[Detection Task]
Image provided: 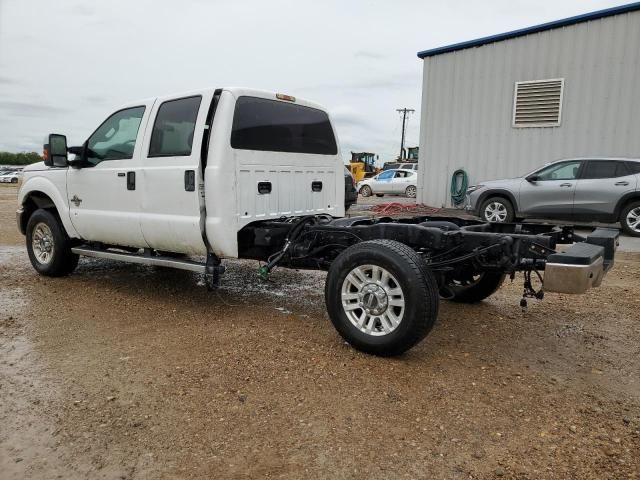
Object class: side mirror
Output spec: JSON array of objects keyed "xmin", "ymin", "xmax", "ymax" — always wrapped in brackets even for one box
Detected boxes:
[
  {"xmin": 48, "ymin": 134, "xmax": 68, "ymax": 167},
  {"xmin": 527, "ymin": 174, "xmax": 540, "ymax": 183},
  {"xmin": 67, "ymin": 143, "xmax": 87, "ymax": 168}
]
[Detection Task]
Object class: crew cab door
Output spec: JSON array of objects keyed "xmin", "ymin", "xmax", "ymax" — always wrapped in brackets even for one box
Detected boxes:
[
  {"xmin": 573, "ymin": 160, "xmax": 637, "ymax": 218},
  {"xmin": 518, "ymin": 160, "xmax": 582, "ymax": 218},
  {"xmin": 138, "ymin": 94, "xmax": 209, "ymax": 255},
  {"xmin": 66, "ymin": 102, "xmax": 153, "ymax": 247}
]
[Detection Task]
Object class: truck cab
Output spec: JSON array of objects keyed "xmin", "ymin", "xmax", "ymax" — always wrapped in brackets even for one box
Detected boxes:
[{"xmin": 18, "ymin": 88, "xmax": 344, "ymax": 258}]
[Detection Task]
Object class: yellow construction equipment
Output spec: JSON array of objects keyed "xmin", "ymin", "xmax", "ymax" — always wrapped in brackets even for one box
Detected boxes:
[{"xmin": 349, "ymin": 152, "xmax": 380, "ymax": 183}]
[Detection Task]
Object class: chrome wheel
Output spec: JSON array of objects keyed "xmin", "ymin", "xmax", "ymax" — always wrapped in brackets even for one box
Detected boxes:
[
  {"xmin": 341, "ymin": 264, "xmax": 405, "ymax": 336},
  {"xmin": 626, "ymin": 207, "xmax": 640, "ymax": 233},
  {"xmin": 406, "ymin": 185, "xmax": 417, "ymax": 198},
  {"xmin": 32, "ymin": 222, "xmax": 55, "ymax": 264},
  {"xmin": 484, "ymin": 202, "xmax": 508, "ymax": 222}
]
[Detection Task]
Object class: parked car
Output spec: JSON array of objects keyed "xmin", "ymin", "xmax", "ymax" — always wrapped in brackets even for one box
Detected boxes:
[
  {"xmin": 0, "ymin": 171, "xmax": 21, "ymax": 183},
  {"xmin": 382, "ymin": 162, "xmax": 418, "ymax": 171},
  {"xmin": 357, "ymin": 169, "xmax": 417, "ymax": 198},
  {"xmin": 344, "ymin": 166, "xmax": 357, "ymax": 210},
  {"xmin": 465, "ymin": 158, "xmax": 640, "ymax": 236}
]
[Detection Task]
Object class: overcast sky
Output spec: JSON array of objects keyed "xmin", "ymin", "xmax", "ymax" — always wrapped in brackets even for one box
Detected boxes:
[{"xmin": 0, "ymin": 0, "xmax": 627, "ymax": 163}]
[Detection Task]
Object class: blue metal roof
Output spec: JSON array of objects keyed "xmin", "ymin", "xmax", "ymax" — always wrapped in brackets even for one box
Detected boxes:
[{"xmin": 417, "ymin": 2, "xmax": 640, "ymax": 58}]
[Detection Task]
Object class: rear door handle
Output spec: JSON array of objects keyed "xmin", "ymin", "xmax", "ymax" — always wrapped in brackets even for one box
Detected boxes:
[
  {"xmin": 117, "ymin": 172, "xmax": 126, "ymax": 177},
  {"xmin": 184, "ymin": 170, "xmax": 195, "ymax": 191},
  {"xmin": 559, "ymin": 183, "xmax": 573, "ymax": 187},
  {"xmin": 615, "ymin": 181, "xmax": 629, "ymax": 186}
]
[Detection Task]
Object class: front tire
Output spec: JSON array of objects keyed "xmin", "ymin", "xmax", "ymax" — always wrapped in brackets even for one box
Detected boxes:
[
  {"xmin": 325, "ymin": 240, "xmax": 439, "ymax": 356},
  {"xmin": 620, "ymin": 200, "xmax": 640, "ymax": 237},
  {"xmin": 360, "ymin": 185, "xmax": 372, "ymax": 197},
  {"xmin": 480, "ymin": 197, "xmax": 514, "ymax": 223},
  {"xmin": 440, "ymin": 272, "xmax": 505, "ymax": 303},
  {"xmin": 26, "ymin": 209, "xmax": 79, "ymax": 277}
]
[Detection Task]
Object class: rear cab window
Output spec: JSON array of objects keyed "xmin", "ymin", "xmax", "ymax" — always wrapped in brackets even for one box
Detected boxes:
[{"xmin": 231, "ymin": 96, "xmax": 337, "ymax": 155}]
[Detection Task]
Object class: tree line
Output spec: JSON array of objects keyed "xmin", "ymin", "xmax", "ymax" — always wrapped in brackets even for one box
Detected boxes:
[{"xmin": 0, "ymin": 152, "xmax": 43, "ymax": 165}]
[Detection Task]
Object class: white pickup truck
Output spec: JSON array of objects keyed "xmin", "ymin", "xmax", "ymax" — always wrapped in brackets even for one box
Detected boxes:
[{"xmin": 17, "ymin": 87, "xmax": 618, "ymax": 356}]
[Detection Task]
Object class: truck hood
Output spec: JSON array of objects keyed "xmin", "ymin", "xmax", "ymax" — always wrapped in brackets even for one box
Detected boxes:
[{"xmin": 22, "ymin": 161, "xmax": 49, "ymax": 172}]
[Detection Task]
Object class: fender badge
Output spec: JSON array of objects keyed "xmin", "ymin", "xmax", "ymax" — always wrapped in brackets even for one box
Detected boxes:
[{"xmin": 70, "ymin": 195, "xmax": 82, "ymax": 207}]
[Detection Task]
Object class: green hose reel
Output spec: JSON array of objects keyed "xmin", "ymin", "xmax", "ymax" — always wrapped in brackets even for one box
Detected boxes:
[{"xmin": 450, "ymin": 169, "xmax": 468, "ymax": 206}]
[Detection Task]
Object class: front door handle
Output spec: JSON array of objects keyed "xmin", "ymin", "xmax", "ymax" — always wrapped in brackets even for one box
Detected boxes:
[
  {"xmin": 559, "ymin": 182, "xmax": 573, "ymax": 187},
  {"xmin": 126, "ymin": 171, "xmax": 136, "ymax": 190},
  {"xmin": 615, "ymin": 181, "xmax": 629, "ymax": 186}
]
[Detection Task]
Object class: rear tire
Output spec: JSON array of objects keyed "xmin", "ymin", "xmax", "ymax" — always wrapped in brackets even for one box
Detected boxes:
[
  {"xmin": 360, "ymin": 185, "xmax": 372, "ymax": 197},
  {"xmin": 325, "ymin": 240, "xmax": 439, "ymax": 356},
  {"xmin": 26, "ymin": 209, "xmax": 79, "ymax": 277},
  {"xmin": 620, "ymin": 200, "xmax": 640, "ymax": 237},
  {"xmin": 480, "ymin": 197, "xmax": 514, "ymax": 223},
  {"xmin": 441, "ymin": 272, "xmax": 505, "ymax": 303},
  {"xmin": 405, "ymin": 185, "xmax": 417, "ymax": 198}
]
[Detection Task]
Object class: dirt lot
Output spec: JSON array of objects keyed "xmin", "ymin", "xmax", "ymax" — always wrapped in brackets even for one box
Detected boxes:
[{"xmin": 1, "ymin": 184, "xmax": 639, "ymax": 479}]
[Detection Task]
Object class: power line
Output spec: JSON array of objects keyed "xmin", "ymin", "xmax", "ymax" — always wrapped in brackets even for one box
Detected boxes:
[{"xmin": 396, "ymin": 108, "xmax": 415, "ymax": 160}]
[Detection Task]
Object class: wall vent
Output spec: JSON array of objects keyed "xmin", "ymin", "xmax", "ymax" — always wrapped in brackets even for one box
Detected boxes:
[{"xmin": 512, "ymin": 78, "xmax": 564, "ymax": 127}]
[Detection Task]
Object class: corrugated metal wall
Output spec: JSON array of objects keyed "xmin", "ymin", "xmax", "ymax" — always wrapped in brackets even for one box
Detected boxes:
[{"xmin": 417, "ymin": 10, "xmax": 640, "ymax": 207}]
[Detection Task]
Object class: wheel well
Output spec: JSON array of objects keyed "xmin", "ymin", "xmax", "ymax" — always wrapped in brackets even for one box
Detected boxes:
[
  {"xmin": 480, "ymin": 192, "xmax": 516, "ymax": 211},
  {"xmin": 616, "ymin": 195, "xmax": 640, "ymax": 218},
  {"xmin": 21, "ymin": 192, "xmax": 58, "ymax": 233}
]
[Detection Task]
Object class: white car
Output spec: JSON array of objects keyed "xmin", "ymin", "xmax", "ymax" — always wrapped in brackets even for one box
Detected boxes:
[
  {"xmin": 0, "ymin": 171, "xmax": 21, "ymax": 183},
  {"xmin": 357, "ymin": 169, "xmax": 417, "ymax": 198}
]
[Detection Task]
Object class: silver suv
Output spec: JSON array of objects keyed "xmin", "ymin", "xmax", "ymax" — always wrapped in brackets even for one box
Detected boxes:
[{"xmin": 465, "ymin": 158, "xmax": 640, "ymax": 237}]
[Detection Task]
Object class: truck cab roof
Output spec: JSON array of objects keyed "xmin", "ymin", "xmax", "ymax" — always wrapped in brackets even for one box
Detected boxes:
[{"xmin": 115, "ymin": 87, "xmax": 327, "ymax": 114}]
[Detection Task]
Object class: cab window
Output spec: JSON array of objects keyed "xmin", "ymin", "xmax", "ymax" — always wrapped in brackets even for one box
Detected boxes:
[
  {"xmin": 395, "ymin": 170, "xmax": 412, "ymax": 178},
  {"xmin": 231, "ymin": 96, "xmax": 337, "ymax": 155},
  {"xmin": 581, "ymin": 160, "xmax": 629, "ymax": 179},
  {"xmin": 377, "ymin": 171, "xmax": 394, "ymax": 180},
  {"xmin": 86, "ymin": 106, "xmax": 145, "ymax": 166},
  {"xmin": 534, "ymin": 161, "xmax": 582, "ymax": 181},
  {"xmin": 626, "ymin": 161, "xmax": 640, "ymax": 174},
  {"xmin": 149, "ymin": 96, "xmax": 202, "ymax": 157}
]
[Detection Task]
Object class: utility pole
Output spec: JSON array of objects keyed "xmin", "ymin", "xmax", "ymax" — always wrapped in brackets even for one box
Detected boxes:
[{"xmin": 396, "ymin": 108, "xmax": 415, "ymax": 160}]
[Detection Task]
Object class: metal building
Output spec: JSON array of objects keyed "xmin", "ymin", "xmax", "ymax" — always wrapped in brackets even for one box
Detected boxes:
[{"xmin": 416, "ymin": 2, "xmax": 640, "ymax": 207}]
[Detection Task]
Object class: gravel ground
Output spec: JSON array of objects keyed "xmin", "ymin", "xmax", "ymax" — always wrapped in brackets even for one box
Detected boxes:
[{"xmin": 1, "ymin": 184, "xmax": 639, "ymax": 479}]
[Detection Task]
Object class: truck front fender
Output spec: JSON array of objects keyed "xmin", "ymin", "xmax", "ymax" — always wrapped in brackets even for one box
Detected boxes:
[{"xmin": 18, "ymin": 174, "xmax": 80, "ymax": 239}]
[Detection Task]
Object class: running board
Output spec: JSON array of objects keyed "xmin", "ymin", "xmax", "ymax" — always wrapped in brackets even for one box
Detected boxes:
[{"xmin": 71, "ymin": 246, "xmax": 206, "ymax": 273}]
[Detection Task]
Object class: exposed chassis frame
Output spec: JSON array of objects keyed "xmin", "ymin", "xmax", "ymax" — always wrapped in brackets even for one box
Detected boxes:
[{"xmin": 238, "ymin": 215, "xmax": 618, "ymax": 297}]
